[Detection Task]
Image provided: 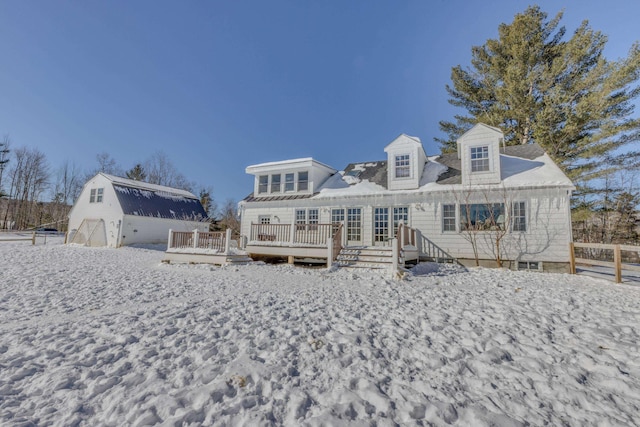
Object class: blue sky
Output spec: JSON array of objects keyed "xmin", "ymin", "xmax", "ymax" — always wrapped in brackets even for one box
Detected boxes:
[{"xmin": 1, "ymin": 1, "xmax": 639, "ymax": 204}]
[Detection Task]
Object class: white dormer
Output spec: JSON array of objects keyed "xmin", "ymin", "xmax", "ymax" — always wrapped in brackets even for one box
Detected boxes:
[
  {"xmin": 384, "ymin": 134, "xmax": 427, "ymax": 190},
  {"xmin": 457, "ymin": 123, "xmax": 503, "ymax": 186},
  {"xmin": 245, "ymin": 158, "xmax": 336, "ymax": 198}
]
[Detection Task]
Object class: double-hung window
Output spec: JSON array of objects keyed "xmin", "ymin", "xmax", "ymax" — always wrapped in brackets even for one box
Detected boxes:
[
  {"xmin": 512, "ymin": 201, "xmax": 526, "ymax": 232},
  {"xmin": 442, "ymin": 204, "xmax": 456, "ymax": 232},
  {"xmin": 258, "ymin": 175, "xmax": 268, "ymax": 194},
  {"xmin": 470, "ymin": 146, "xmax": 490, "ymax": 172},
  {"xmin": 298, "ymin": 172, "xmax": 309, "ymax": 191},
  {"xmin": 271, "ymin": 174, "xmax": 281, "ymax": 193},
  {"xmin": 395, "ymin": 154, "xmax": 411, "ymax": 178},
  {"xmin": 284, "ymin": 173, "xmax": 295, "ymax": 192}
]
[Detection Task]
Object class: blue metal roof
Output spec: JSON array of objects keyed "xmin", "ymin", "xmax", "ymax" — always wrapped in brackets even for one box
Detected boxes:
[{"xmin": 112, "ymin": 184, "xmax": 207, "ymax": 221}]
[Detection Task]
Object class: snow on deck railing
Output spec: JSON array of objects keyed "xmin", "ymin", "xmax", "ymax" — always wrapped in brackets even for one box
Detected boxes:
[{"xmin": 168, "ymin": 229, "xmax": 231, "ymax": 253}]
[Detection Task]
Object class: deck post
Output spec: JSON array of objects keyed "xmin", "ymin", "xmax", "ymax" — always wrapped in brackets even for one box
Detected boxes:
[
  {"xmin": 224, "ymin": 228, "xmax": 232, "ymax": 254},
  {"xmin": 167, "ymin": 229, "xmax": 173, "ymax": 251},
  {"xmin": 391, "ymin": 237, "xmax": 399, "ymax": 273},
  {"xmin": 341, "ymin": 221, "xmax": 346, "ymax": 247},
  {"xmin": 193, "ymin": 229, "xmax": 198, "ymax": 249},
  {"xmin": 289, "ymin": 223, "xmax": 296, "ymax": 245},
  {"xmin": 415, "ymin": 229, "xmax": 423, "ymax": 257},
  {"xmin": 569, "ymin": 242, "xmax": 576, "ymax": 274},
  {"xmin": 326, "ymin": 237, "xmax": 333, "ymax": 268},
  {"xmin": 614, "ymin": 244, "xmax": 622, "ymax": 283}
]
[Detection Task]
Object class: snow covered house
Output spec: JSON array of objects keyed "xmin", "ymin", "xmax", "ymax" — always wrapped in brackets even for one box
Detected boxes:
[
  {"xmin": 68, "ymin": 173, "xmax": 208, "ymax": 247},
  {"xmin": 239, "ymin": 123, "xmax": 575, "ymax": 272}
]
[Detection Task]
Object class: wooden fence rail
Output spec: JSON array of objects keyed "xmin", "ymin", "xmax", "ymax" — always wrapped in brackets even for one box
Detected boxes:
[
  {"xmin": 570, "ymin": 242, "xmax": 640, "ymax": 283},
  {"xmin": 0, "ymin": 231, "xmax": 36, "ymax": 245}
]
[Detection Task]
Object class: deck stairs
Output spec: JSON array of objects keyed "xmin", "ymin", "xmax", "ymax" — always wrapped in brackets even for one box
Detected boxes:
[
  {"xmin": 419, "ymin": 253, "xmax": 456, "ymax": 264},
  {"xmin": 335, "ymin": 246, "xmax": 397, "ymax": 270}
]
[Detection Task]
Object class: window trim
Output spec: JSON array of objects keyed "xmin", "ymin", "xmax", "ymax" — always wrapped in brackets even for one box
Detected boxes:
[
  {"xmin": 270, "ymin": 174, "xmax": 281, "ymax": 193},
  {"xmin": 89, "ymin": 188, "xmax": 104, "ymax": 203},
  {"xmin": 442, "ymin": 204, "xmax": 456, "ymax": 232},
  {"xmin": 512, "ymin": 201, "xmax": 527, "ymax": 232},
  {"xmin": 258, "ymin": 215, "xmax": 271, "ymax": 224},
  {"xmin": 394, "ymin": 154, "xmax": 411, "ymax": 179},
  {"xmin": 298, "ymin": 171, "xmax": 309, "ymax": 192},
  {"xmin": 258, "ymin": 175, "xmax": 269, "ymax": 194},
  {"xmin": 470, "ymin": 145, "xmax": 490, "ymax": 173},
  {"xmin": 459, "ymin": 203, "xmax": 505, "ymax": 231},
  {"xmin": 284, "ymin": 173, "xmax": 295, "ymax": 192}
]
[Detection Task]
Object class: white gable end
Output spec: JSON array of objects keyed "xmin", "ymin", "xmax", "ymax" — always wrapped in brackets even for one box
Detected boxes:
[
  {"xmin": 457, "ymin": 124, "xmax": 503, "ymax": 186},
  {"xmin": 384, "ymin": 134, "xmax": 428, "ymax": 190}
]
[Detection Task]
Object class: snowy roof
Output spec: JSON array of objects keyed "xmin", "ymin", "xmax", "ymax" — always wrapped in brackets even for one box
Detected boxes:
[
  {"xmin": 313, "ymin": 143, "xmax": 573, "ymax": 199},
  {"xmin": 97, "ymin": 174, "xmax": 207, "ymax": 220},
  {"xmin": 113, "ymin": 185, "xmax": 207, "ymax": 220},
  {"xmin": 246, "ymin": 158, "xmax": 336, "ymax": 174},
  {"xmin": 437, "ymin": 144, "xmax": 548, "ymax": 185},
  {"xmin": 101, "ymin": 173, "xmax": 197, "ymax": 198}
]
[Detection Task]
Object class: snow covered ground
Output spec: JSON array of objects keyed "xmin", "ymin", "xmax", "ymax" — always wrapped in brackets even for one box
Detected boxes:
[{"xmin": 1, "ymin": 237, "xmax": 639, "ymax": 426}]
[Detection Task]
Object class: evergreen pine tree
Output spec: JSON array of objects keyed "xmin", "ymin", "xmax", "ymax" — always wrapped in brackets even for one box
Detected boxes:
[
  {"xmin": 437, "ymin": 6, "xmax": 640, "ymax": 187},
  {"xmin": 126, "ymin": 164, "xmax": 147, "ymax": 181}
]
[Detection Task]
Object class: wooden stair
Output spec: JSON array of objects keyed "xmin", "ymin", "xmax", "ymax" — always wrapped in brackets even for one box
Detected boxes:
[{"xmin": 335, "ymin": 246, "xmax": 397, "ymax": 270}]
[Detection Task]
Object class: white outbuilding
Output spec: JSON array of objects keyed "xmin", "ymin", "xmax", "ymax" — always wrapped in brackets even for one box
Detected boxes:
[{"xmin": 68, "ymin": 173, "xmax": 208, "ymax": 247}]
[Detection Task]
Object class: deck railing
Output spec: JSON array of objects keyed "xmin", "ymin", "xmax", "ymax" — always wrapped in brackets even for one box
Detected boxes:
[
  {"xmin": 250, "ymin": 223, "xmax": 338, "ymax": 247},
  {"xmin": 419, "ymin": 234, "xmax": 456, "ymax": 263},
  {"xmin": 331, "ymin": 223, "xmax": 343, "ymax": 261},
  {"xmin": 168, "ymin": 229, "xmax": 232, "ymax": 253},
  {"xmin": 395, "ymin": 223, "xmax": 417, "ymax": 255}
]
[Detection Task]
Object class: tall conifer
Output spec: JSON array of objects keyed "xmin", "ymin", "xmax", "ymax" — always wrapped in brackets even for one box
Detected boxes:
[{"xmin": 438, "ymin": 6, "xmax": 640, "ymax": 187}]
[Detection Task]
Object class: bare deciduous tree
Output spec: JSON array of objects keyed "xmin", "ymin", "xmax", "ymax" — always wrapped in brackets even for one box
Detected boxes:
[
  {"xmin": 144, "ymin": 151, "xmax": 194, "ymax": 192},
  {"xmin": 0, "ymin": 135, "xmax": 10, "ymax": 198},
  {"xmin": 2, "ymin": 147, "xmax": 49, "ymax": 229},
  {"xmin": 219, "ymin": 199, "xmax": 240, "ymax": 234}
]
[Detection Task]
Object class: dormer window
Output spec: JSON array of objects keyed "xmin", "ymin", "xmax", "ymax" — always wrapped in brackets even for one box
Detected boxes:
[
  {"xmin": 395, "ymin": 154, "xmax": 411, "ymax": 178},
  {"xmin": 471, "ymin": 146, "xmax": 490, "ymax": 172},
  {"xmin": 258, "ymin": 175, "xmax": 268, "ymax": 194},
  {"xmin": 285, "ymin": 173, "xmax": 295, "ymax": 192},
  {"xmin": 298, "ymin": 171, "xmax": 309, "ymax": 191},
  {"xmin": 247, "ymin": 159, "xmax": 335, "ymax": 198},
  {"xmin": 271, "ymin": 174, "xmax": 281, "ymax": 193}
]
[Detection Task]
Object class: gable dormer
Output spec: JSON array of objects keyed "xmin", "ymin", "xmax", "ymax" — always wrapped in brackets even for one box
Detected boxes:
[
  {"xmin": 457, "ymin": 123, "xmax": 503, "ymax": 186},
  {"xmin": 245, "ymin": 158, "xmax": 336, "ymax": 198},
  {"xmin": 384, "ymin": 134, "xmax": 427, "ymax": 190}
]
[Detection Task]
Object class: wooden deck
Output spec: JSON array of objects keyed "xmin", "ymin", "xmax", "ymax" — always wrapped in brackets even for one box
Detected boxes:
[
  {"xmin": 245, "ymin": 223, "xmax": 343, "ymax": 263},
  {"xmin": 163, "ymin": 229, "xmax": 252, "ymax": 266}
]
